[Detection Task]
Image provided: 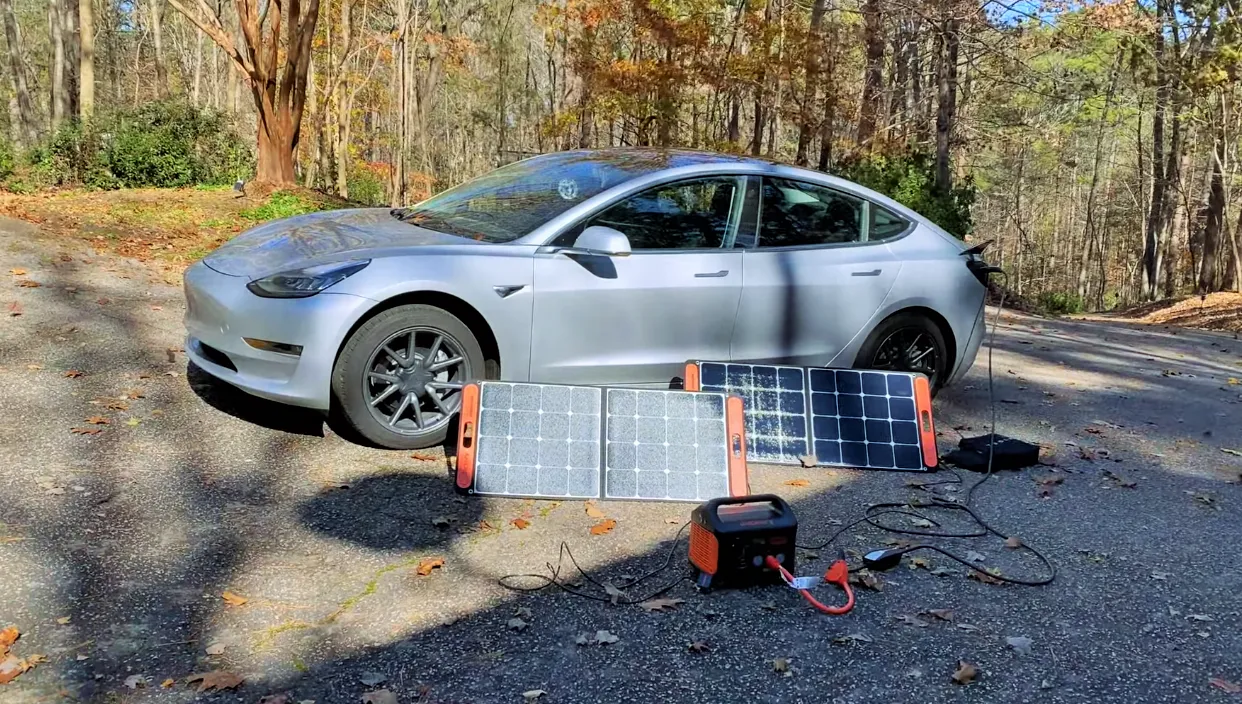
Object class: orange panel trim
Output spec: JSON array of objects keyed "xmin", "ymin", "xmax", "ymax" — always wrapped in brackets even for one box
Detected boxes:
[
  {"xmin": 688, "ymin": 523, "xmax": 719, "ymax": 575},
  {"xmin": 683, "ymin": 362, "xmax": 700, "ymax": 391},
  {"xmin": 725, "ymin": 395, "xmax": 750, "ymax": 496},
  {"xmin": 454, "ymin": 383, "xmax": 481, "ymax": 490},
  {"xmin": 913, "ymin": 376, "xmax": 938, "ymax": 469}
]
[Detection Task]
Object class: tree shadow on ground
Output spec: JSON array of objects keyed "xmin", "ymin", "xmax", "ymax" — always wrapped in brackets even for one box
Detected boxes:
[{"xmin": 188, "ymin": 362, "xmax": 328, "ymax": 437}]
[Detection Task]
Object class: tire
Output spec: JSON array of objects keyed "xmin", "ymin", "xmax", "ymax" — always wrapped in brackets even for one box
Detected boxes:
[
  {"xmin": 854, "ymin": 312, "xmax": 950, "ymax": 394},
  {"xmin": 332, "ymin": 304, "xmax": 485, "ymax": 449}
]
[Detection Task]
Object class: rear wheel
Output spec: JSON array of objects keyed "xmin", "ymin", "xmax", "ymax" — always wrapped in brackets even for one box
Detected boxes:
[
  {"xmin": 333, "ymin": 304, "xmax": 484, "ymax": 449},
  {"xmin": 854, "ymin": 312, "xmax": 949, "ymax": 394}
]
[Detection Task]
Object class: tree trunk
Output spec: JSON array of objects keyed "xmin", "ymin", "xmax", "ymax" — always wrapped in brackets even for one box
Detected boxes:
[
  {"xmin": 1076, "ymin": 54, "xmax": 1120, "ymax": 301},
  {"xmin": 795, "ymin": 0, "xmax": 826, "ymax": 165},
  {"xmin": 1, "ymin": 0, "xmax": 38, "ymax": 147},
  {"xmin": 149, "ymin": 0, "xmax": 168, "ymax": 98},
  {"xmin": 1141, "ymin": 0, "xmax": 1170, "ymax": 300},
  {"xmin": 50, "ymin": 0, "xmax": 66, "ymax": 129},
  {"xmin": 933, "ymin": 16, "xmax": 959, "ymax": 194},
  {"xmin": 256, "ymin": 117, "xmax": 296, "ymax": 184},
  {"xmin": 78, "ymin": 0, "xmax": 93, "ymax": 119},
  {"xmin": 856, "ymin": 0, "xmax": 883, "ymax": 148},
  {"xmin": 61, "ymin": 0, "xmax": 78, "ymax": 116},
  {"xmin": 751, "ymin": 0, "xmax": 772, "ymax": 156},
  {"xmin": 1231, "ymin": 202, "xmax": 1242, "ymax": 292},
  {"xmin": 192, "ymin": 28, "xmax": 203, "ymax": 105},
  {"xmin": 910, "ymin": 17, "xmax": 926, "ymax": 145},
  {"xmin": 1199, "ymin": 132, "xmax": 1224, "ymax": 293}
]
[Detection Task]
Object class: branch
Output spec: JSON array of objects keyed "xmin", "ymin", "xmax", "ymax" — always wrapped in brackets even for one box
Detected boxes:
[{"xmin": 167, "ymin": 0, "xmax": 256, "ymax": 75}]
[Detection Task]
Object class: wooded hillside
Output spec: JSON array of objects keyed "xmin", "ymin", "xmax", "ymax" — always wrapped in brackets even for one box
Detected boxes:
[{"xmin": 0, "ymin": 0, "xmax": 1239, "ymax": 311}]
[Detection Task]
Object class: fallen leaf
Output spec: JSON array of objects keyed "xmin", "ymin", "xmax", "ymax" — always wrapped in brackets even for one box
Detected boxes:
[
  {"xmin": 124, "ymin": 674, "xmax": 150, "ymax": 689},
  {"xmin": 574, "ymin": 632, "xmax": 591, "ymax": 646},
  {"xmin": 759, "ymin": 601, "xmax": 777, "ymax": 611},
  {"xmin": 664, "ymin": 518, "xmax": 682, "ymax": 524},
  {"xmin": 205, "ymin": 642, "xmax": 225, "ymax": 655},
  {"xmin": 150, "ymin": 305, "xmax": 163, "ymax": 311},
  {"xmin": 160, "ymin": 678, "xmax": 175, "ymax": 688},
  {"xmin": 965, "ymin": 550, "xmax": 987, "ymax": 563},
  {"xmin": 416, "ymin": 557, "xmax": 445, "ymax": 576},
  {"xmin": 590, "ymin": 519, "xmax": 616, "ymax": 535},
  {"xmin": 911, "ymin": 517, "xmax": 936, "ymax": 528},
  {"xmin": 923, "ymin": 609, "xmax": 955, "ymax": 622},
  {"xmin": 123, "ymin": 388, "xmax": 145, "ymax": 399},
  {"xmin": 221, "ymin": 591, "xmax": 248, "ymax": 607},
  {"xmin": 186, "ymin": 670, "xmax": 244, "ymax": 692},
  {"xmin": 784, "ymin": 478, "xmax": 810, "ymax": 487},
  {"xmin": 1006, "ymin": 635, "xmax": 1034, "ymax": 655},
  {"xmin": 6, "ymin": 301, "xmax": 20, "ymax": 316},
  {"xmin": 15, "ymin": 279, "xmax": 39, "ymax": 288},
  {"xmin": 409, "ymin": 452, "xmax": 437, "ymax": 461},
  {"xmin": 688, "ymin": 640, "xmax": 711, "ymax": 653},
  {"xmin": 771, "ymin": 657, "xmax": 794, "ymax": 676},
  {"xmin": 63, "ymin": 370, "xmax": 83, "ymax": 378},
  {"xmin": 85, "ymin": 415, "xmax": 109, "ymax": 425},
  {"xmin": 9, "ymin": 268, "xmax": 26, "ymax": 276},
  {"xmin": 510, "ymin": 518, "xmax": 531, "ymax": 530},
  {"xmin": 956, "ymin": 623, "xmax": 982, "ymax": 632},
  {"xmin": 513, "ymin": 606, "xmax": 532, "ymax": 620},
  {"xmin": 1004, "ymin": 537, "xmax": 1024, "ymax": 549},
  {"xmin": 70, "ymin": 427, "xmax": 102, "ymax": 435},
  {"xmin": 430, "ymin": 516, "xmax": 452, "ymax": 528},
  {"xmin": 593, "ymin": 629, "xmax": 619, "ymax": 644},
  {"xmin": 1034, "ymin": 474, "xmax": 1064, "ymax": 486},
  {"xmin": 798, "ymin": 454, "xmax": 817, "ymax": 468},
  {"xmin": 507, "ymin": 618, "xmax": 528, "ymax": 631},
  {"xmin": 603, "ymin": 582, "xmax": 626, "ymax": 605},
  {"xmin": 521, "ymin": 690, "xmax": 546, "ymax": 702},
  {"xmin": 24, "ymin": 363, "xmax": 38, "ymax": 370},
  {"xmin": 930, "ymin": 566, "xmax": 956, "ymax": 577},
  {"xmin": 1103, "ymin": 470, "xmax": 1137, "ymax": 488},
  {"xmin": 968, "ymin": 568, "xmax": 1006, "ymax": 586},
  {"xmin": 106, "ymin": 400, "xmax": 129, "ymax": 410},
  {"xmin": 55, "ymin": 616, "xmax": 70, "ymax": 625},
  {"xmin": 896, "ymin": 614, "xmax": 930, "ymax": 628},
  {"xmin": 952, "ymin": 661, "xmax": 979, "ymax": 685},
  {"xmin": 1228, "ymin": 378, "xmax": 1241, "ymax": 386},
  {"xmin": 639, "ymin": 598, "xmax": 684, "ymax": 613},
  {"xmin": 1210, "ymin": 678, "xmax": 1242, "ymax": 694},
  {"xmin": 907, "ymin": 557, "xmax": 932, "ymax": 570},
  {"xmin": 1187, "ymin": 614, "xmax": 1214, "ymax": 622},
  {"xmin": 1222, "ymin": 448, "xmax": 1242, "ymax": 457},
  {"xmin": 359, "ymin": 672, "xmax": 387, "ymax": 686},
  {"xmin": 362, "ymin": 690, "xmax": 399, "ymax": 704},
  {"xmin": 849, "ymin": 569, "xmax": 885, "ymax": 591},
  {"xmin": 831, "ymin": 633, "xmax": 873, "ymax": 645},
  {"xmin": 584, "ymin": 501, "xmax": 608, "ymax": 519},
  {"xmin": 96, "ymin": 297, "xmax": 109, "ymax": 305},
  {"xmin": 125, "ymin": 417, "xmax": 142, "ymax": 427}
]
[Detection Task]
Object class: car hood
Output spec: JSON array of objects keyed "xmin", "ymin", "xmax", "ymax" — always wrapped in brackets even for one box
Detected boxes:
[{"xmin": 202, "ymin": 207, "xmax": 479, "ymax": 278}]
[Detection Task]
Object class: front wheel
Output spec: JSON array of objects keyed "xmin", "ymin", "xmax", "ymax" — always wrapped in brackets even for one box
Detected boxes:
[
  {"xmin": 854, "ymin": 313, "xmax": 949, "ymax": 394},
  {"xmin": 332, "ymin": 304, "xmax": 484, "ymax": 449}
]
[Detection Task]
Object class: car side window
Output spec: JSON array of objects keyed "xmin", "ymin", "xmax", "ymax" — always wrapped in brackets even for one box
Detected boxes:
[
  {"xmin": 870, "ymin": 203, "xmax": 911, "ymax": 240},
  {"xmin": 581, "ymin": 177, "xmax": 742, "ymax": 250},
  {"xmin": 758, "ymin": 178, "xmax": 869, "ymax": 248}
]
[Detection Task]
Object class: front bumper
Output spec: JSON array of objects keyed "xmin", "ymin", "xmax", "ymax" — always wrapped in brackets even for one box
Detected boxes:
[{"xmin": 183, "ymin": 261, "xmax": 375, "ymax": 409}]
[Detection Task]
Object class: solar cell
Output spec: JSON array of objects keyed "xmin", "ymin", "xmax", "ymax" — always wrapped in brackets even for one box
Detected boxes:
[
  {"xmin": 685, "ymin": 362, "xmax": 937, "ymax": 472},
  {"xmin": 456, "ymin": 381, "xmax": 750, "ymax": 501},
  {"xmin": 695, "ymin": 362, "xmax": 809, "ymax": 464}
]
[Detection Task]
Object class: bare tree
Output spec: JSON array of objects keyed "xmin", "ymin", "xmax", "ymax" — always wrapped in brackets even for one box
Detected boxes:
[
  {"xmin": 168, "ymin": 0, "xmax": 322, "ymax": 185},
  {"xmin": 79, "ymin": 0, "xmax": 94, "ymax": 118},
  {"xmin": 1, "ymin": 0, "xmax": 38, "ymax": 147}
]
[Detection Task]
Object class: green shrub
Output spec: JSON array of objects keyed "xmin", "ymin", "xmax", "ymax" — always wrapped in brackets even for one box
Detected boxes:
[
  {"xmin": 836, "ymin": 149, "xmax": 976, "ymax": 238},
  {"xmin": 0, "ymin": 140, "xmax": 15, "ymax": 181},
  {"xmin": 347, "ymin": 163, "xmax": 388, "ymax": 206},
  {"xmin": 1037, "ymin": 291, "xmax": 1085, "ymax": 315},
  {"xmin": 13, "ymin": 101, "xmax": 252, "ymax": 191},
  {"xmin": 239, "ymin": 191, "xmax": 329, "ymax": 222}
]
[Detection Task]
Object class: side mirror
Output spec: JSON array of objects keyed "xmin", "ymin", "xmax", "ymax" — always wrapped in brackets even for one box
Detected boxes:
[{"xmin": 568, "ymin": 226, "xmax": 631, "ymax": 257}]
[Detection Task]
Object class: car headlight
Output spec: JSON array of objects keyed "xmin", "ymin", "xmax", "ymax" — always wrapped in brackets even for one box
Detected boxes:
[{"xmin": 246, "ymin": 260, "xmax": 371, "ymax": 298}]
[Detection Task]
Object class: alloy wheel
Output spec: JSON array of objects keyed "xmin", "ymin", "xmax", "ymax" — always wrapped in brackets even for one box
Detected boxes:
[
  {"xmin": 362, "ymin": 327, "xmax": 470, "ymax": 435},
  {"xmin": 869, "ymin": 327, "xmax": 942, "ymax": 387}
]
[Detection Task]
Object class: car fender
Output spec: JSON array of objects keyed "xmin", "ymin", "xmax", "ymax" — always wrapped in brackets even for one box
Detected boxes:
[{"xmin": 327, "ymin": 250, "xmax": 537, "ymax": 381}]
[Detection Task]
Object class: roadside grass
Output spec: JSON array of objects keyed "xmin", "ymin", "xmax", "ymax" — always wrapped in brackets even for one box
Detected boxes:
[{"xmin": 0, "ymin": 186, "xmax": 350, "ymax": 271}]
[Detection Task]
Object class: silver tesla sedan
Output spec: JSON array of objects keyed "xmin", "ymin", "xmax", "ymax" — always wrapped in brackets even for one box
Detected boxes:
[{"xmin": 184, "ymin": 149, "xmax": 988, "ymax": 449}]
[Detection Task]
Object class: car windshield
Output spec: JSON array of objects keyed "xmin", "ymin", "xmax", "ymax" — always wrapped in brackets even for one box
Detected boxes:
[{"xmin": 391, "ymin": 151, "xmax": 694, "ymax": 243}]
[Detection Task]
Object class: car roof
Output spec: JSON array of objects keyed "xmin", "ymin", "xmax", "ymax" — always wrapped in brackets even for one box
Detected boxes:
[{"xmin": 515, "ymin": 147, "xmax": 787, "ymax": 174}]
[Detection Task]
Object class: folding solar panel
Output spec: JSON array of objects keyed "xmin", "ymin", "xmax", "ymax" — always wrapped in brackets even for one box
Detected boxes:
[
  {"xmin": 684, "ymin": 362, "xmax": 938, "ymax": 472},
  {"xmin": 455, "ymin": 381, "xmax": 750, "ymax": 501}
]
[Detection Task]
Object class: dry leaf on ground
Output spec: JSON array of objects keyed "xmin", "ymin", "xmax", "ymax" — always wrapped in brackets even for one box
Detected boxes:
[
  {"xmin": 15, "ymin": 279, "xmax": 39, "ymax": 288},
  {"xmin": 63, "ymin": 370, "xmax": 83, "ymax": 378},
  {"xmin": 55, "ymin": 616, "xmax": 70, "ymax": 625},
  {"xmin": 831, "ymin": 633, "xmax": 873, "ymax": 645},
  {"xmin": 258, "ymin": 694, "xmax": 291, "ymax": 704},
  {"xmin": 1006, "ymin": 635, "xmax": 1034, "ymax": 655},
  {"xmin": 639, "ymin": 598, "xmax": 684, "ymax": 613},
  {"xmin": 590, "ymin": 519, "xmax": 617, "ymax": 535},
  {"xmin": 511, "ymin": 518, "xmax": 531, "ymax": 530},
  {"xmin": 688, "ymin": 640, "xmax": 711, "ymax": 653},
  {"xmin": 85, "ymin": 415, "xmax": 109, "ymax": 425},
  {"xmin": 185, "ymin": 670, "xmax": 244, "ymax": 692},
  {"xmin": 0, "ymin": 627, "xmax": 17, "ymax": 649},
  {"xmin": 361, "ymin": 689, "xmax": 399, "ymax": 704},
  {"xmin": 70, "ymin": 427, "xmax": 102, "ymax": 435},
  {"xmin": 522, "ymin": 690, "xmax": 546, "ymax": 702},
  {"xmin": 968, "ymin": 568, "xmax": 1007, "ymax": 586},
  {"xmin": 923, "ymin": 609, "xmax": 955, "ymax": 622},
  {"xmin": 416, "ymin": 557, "xmax": 445, "ymax": 576},
  {"xmin": 603, "ymin": 582, "xmax": 626, "ymax": 605},
  {"xmin": 593, "ymin": 630, "xmax": 619, "ymax": 644},
  {"xmin": 771, "ymin": 657, "xmax": 794, "ymax": 676},
  {"xmin": 584, "ymin": 500, "xmax": 608, "ymax": 519},
  {"xmin": 124, "ymin": 674, "xmax": 150, "ymax": 689},
  {"xmin": 507, "ymin": 618, "xmax": 529, "ymax": 631},
  {"xmin": 410, "ymin": 452, "xmax": 437, "ymax": 461},
  {"xmin": 160, "ymin": 678, "xmax": 175, "ymax": 688},
  {"xmin": 1210, "ymin": 678, "xmax": 1242, "ymax": 694},
  {"xmin": 798, "ymin": 454, "xmax": 817, "ymax": 468},
  {"xmin": 1005, "ymin": 537, "xmax": 1024, "ymax": 549},
  {"xmin": 784, "ymin": 478, "xmax": 810, "ymax": 487},
  {"xmin": 952, "ymin": 661, "xmax": 979, "ymax": 684},
  {"xmin": 6, "ymin": 301, "xmax": 21, "ymax": 316},
  {"xmin": 849, "ymin": 569, "xmax": 885, "ymax": 591},
  {"xmin": 9, "ymin": 268, "xmax": 26, "ymax": 276},
  {"xmin": 221, "ymin": 591, "xmax": 248, "ymax": 607},
  {"xmin": 896, "ymin": 615, "xmax": 930, "ymax": 628}
]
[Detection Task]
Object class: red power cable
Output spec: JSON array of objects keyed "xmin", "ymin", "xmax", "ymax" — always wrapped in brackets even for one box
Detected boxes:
[{"xmin": 764, "ymin": 556, "xmax": 855, "ymax": 615}]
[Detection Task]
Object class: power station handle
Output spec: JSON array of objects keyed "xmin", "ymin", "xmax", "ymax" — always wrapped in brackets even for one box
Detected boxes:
[{"xmin": 702, "ymin": 493, "xmax": 788, "ymax": 517}]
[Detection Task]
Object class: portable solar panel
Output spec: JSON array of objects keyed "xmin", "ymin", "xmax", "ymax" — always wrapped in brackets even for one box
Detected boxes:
[
  {"xmin": 455, "ymin": 381, "xmax": 750, "ymax": 501},
  {"xmin": 684, "ymin": 362, "xmax": 938, "ymax": 472}
]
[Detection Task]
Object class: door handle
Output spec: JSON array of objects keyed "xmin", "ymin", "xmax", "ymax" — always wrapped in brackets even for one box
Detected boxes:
[
  {"xmin": 694, "ymin": 270, "xmax": 729, "ymax": 278},
  {"xmin": 851, "ymin": 269, "xmax": 882, "ymax": 277}
]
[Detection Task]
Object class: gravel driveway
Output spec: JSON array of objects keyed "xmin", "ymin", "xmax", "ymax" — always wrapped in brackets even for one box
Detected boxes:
[{"xmin": 1, "ymin": 216, "xmax": 1241, "ymax": 703}]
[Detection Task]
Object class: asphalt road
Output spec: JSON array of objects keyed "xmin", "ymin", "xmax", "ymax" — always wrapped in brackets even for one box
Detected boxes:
[{"xmin": 1, "ymin": 216, "xmax": 1241, "ymax": 703}]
